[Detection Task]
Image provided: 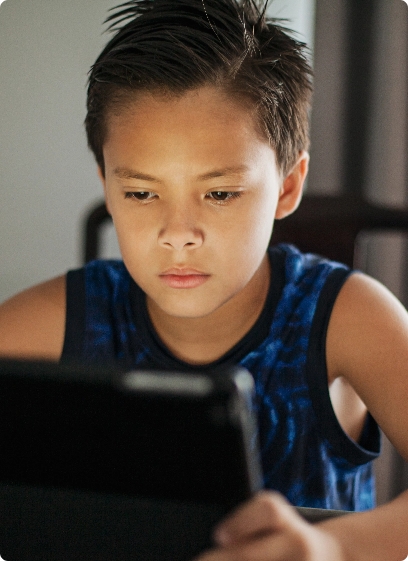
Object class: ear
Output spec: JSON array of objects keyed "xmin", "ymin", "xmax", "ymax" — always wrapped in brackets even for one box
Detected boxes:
[
  {"xmin": 97, "ymin": 166, "xmax": 112, "ymax": 216},
  {"xmin": 275, "ymin": 151, "xmax": 309, "ymax": 220}
]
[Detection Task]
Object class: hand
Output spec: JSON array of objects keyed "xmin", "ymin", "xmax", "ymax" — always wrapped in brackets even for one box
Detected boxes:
[{"xmin": 193, "ymin": 491, "xmax": 345, "ymax": 561}]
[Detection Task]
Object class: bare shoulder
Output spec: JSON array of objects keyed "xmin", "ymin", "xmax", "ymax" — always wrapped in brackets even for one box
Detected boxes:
[
  {"xmin": 327, "ymin": 271, "xmax": 408, "ymax": 374},
  {"xmin": 327, "ymin": 271, "xmax": 408, "ymax": 458},
  {"xmin": 0, "ymin": 275, "xmax": 66, "ymax": 361}
]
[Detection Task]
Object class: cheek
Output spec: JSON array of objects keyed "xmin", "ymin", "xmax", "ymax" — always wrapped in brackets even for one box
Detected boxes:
[
  {"xmin": 238, "ymin": 193, "xmax": 277, "ymax": 246},
  {"xmin": 220, "ymin": 208, "xmax": 275, "ymax": 281},
  {"xmin": 111, "ymin": 213, "xmax": 150, "ymax": 260}
]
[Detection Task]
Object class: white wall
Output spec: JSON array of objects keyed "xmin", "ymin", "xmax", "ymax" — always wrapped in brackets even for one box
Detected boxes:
[
  {"xmin": 0, "ymin": 0, "xmax": 315, "ymax": 303},
  {"xmin": 0, "ymin": 0, "xmax": 118, "ymax": 302},
  {"xmin": 267, "ymin": 0, "xmax": 315, "ymax": 51}
]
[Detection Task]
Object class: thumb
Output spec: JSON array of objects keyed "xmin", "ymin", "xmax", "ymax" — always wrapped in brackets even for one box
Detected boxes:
[{"xmin": 214, "ymin": 491, "xmax": 297, "ymax": 546}]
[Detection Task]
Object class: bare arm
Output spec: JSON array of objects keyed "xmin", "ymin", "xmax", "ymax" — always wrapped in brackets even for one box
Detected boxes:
[
  {"xmin": 322, "ymin": 272, "xmax": 408, "ymax": 559},
  {"xmin": 327, "ymin": 272, "xmax": 408, "ymax": 461},
  {"xmin": 0, "ymin": 275, "xmax": 66, "ymax": 361}
]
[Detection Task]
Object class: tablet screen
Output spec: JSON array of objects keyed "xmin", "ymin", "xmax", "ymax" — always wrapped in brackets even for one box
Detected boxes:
[{"xmin": 0, "ymin": 360, "xmax": 262, "ymax": 561}]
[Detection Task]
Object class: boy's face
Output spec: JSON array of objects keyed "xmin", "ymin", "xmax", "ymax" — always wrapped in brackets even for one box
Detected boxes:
[{"xmin": 99, "ymin": 86, "xmax": 304, "ymax": 320}]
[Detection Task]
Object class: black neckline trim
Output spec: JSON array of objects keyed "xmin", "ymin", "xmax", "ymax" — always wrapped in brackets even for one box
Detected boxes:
[{"xmin": 129, "ymin": 247, "xmax": 286, "ymax": 371}]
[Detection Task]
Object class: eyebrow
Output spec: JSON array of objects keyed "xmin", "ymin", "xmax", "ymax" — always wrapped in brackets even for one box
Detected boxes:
[
  {"xmin": 113, "ymin": 165, "xmax": 249, "ymax": 183},
  {"xmin": 113, "ymin": 168, "xmax": 158, "ymax": 182},
  {"xmin": 196, "ymin": 165, "xmax": 249, "ymax": 181}
]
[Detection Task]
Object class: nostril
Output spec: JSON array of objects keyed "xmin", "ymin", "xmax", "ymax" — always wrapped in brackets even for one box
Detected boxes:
[{"xmin": 158, "ymin": 225, "xmax": 204, "ymax": 250}]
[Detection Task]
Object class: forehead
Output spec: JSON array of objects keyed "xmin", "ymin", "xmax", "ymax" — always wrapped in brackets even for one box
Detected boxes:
[
  {"xmin": 105, "ymin": 86, "xmax": 258, "ymax": 134},
  {"xmin": 102, "ymin": 86, "xmax": 276, "ymax": 172}
]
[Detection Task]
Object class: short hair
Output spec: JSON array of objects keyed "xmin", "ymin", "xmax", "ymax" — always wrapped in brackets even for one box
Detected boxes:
[{"xmin": 85, "ymin": 0, "xmax": 313, "ymax": 177}]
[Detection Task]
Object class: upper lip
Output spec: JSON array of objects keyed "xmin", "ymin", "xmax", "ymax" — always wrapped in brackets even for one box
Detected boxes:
[{"xmin": 160, "ymin": 267, "xmax": 209, "ymax": 276}]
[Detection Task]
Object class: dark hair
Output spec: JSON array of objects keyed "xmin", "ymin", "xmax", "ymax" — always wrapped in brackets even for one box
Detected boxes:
[{"xmin": 85, "ymin": 0, "xmax": 313, "ymax": 177}]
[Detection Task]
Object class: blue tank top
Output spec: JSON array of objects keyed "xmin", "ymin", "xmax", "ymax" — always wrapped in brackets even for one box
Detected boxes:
[{"xmin": 62, "ymin": 244, "xmax": 380, "ymax": 511}]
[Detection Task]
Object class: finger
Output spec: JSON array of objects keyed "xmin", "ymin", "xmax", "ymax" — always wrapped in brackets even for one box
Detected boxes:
[
  {"xmin": 214, "ymin": 491, "xmax": 300, "ymax": 546},
  {"xmin": 195, "ymin": 531, "xmax": 315, "ymax": 561}
]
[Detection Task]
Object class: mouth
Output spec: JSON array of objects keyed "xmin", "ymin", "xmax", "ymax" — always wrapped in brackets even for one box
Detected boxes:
[{"xmin": 159, "ymin": 268, "xmax": 210, "ymax": 289}]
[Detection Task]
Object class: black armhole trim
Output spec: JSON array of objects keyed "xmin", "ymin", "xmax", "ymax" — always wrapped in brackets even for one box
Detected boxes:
[
  {"xmin": 60, "ymin": 268, "xmax": 86, "ymax": 364},
  {"xmin": 306, "ymin": 269, "xmax": 381, "ymax": 465}
]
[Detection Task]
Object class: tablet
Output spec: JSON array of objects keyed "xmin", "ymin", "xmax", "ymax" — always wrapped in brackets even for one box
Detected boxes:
[{"xmin": 0, "ymin": 360, "xmax": 263, "ymax": 561}]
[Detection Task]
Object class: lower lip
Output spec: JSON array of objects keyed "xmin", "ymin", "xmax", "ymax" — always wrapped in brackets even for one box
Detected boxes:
[{"xmin": 160, "ymin": 274, "xmax": 210, "ymax": 289}]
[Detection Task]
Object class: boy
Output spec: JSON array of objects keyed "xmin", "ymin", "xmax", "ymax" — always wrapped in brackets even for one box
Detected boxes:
[{"xmin": 1, "ymin": 0, "xmax": 408, "ymax": 559}]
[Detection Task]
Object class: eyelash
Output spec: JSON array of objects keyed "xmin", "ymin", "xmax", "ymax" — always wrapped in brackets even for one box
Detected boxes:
[
  {"xmin": 124, "ymin": 191, "xmax": 242, "ymax": 204},
  {"xmin": 206, "ymin": 191, "xmax": 242, "ymax": 203},
  {"xmin": 124, "ymin": 191, "xmax": 156, "ymax": 201}
]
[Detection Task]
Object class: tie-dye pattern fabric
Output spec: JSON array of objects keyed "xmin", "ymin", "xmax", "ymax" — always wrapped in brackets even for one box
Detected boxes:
[{"xmin": 62, "ymin": 244, "xmax": 380, "ymax": 511}]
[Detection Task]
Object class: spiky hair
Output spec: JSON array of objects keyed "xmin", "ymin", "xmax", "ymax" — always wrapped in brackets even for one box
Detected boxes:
[{"xmin": 85, "ymin": 0, "xmax": 313, "ymax": 177}]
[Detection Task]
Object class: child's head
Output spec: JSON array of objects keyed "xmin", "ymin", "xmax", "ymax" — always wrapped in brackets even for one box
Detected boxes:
[
  {"xmin": 84, "ymin": 1, "xmax": 313, "ymax": 325},
  {"xmin": 85, "ymin": 0, "xmax": 313, "ymax": 179}
]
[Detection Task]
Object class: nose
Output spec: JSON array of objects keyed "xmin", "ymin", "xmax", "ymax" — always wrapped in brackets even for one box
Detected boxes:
[{"xmin": 158, "ymin": 205, "xmax": 204, "ymax": 251}]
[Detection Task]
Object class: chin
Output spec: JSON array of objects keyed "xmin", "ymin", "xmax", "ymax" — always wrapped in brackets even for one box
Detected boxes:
[
  {"xmin": 156, "ymin": 296, "xmax": 224, "ymax": 319},
  {"xmin": 161, "ymin": 305, "xmax": 216, "ymax": 320}
]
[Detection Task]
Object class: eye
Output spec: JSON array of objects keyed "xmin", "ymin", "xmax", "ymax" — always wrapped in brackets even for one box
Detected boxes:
[
  {"xmin": 207, "ymin": 191, "xmax": 242, "ymax": 203},
  {"xmin": 125, "ymin": 191, "xmax": 156, "ymax": 201}
]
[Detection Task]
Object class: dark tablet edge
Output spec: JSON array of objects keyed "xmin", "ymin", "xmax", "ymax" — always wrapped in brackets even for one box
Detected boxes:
[{"xmin": 296, "ymin": 506, "xmax": 351, "ymax": 523}]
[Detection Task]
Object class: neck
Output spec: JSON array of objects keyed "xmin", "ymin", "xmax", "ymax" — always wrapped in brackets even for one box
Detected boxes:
[{"xmin": 146, "ymin": 255, "xmax": 271, "ymax": 365}]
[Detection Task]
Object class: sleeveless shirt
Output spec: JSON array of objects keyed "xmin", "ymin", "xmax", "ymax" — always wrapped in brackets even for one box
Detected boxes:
[{"xmin": 62, "ymin": 244, "xmax": 380, "ymax": 511}]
